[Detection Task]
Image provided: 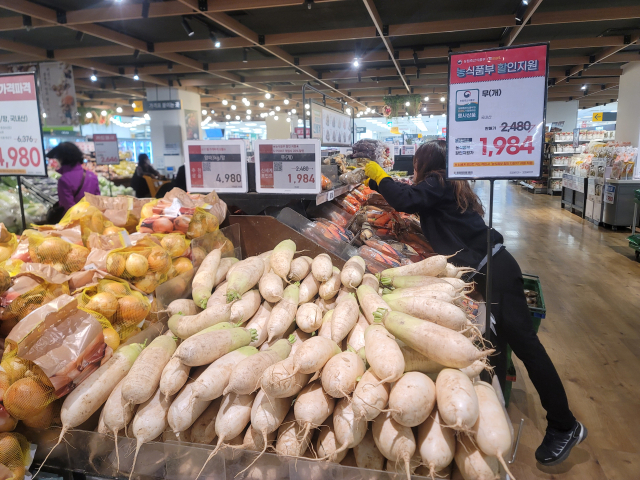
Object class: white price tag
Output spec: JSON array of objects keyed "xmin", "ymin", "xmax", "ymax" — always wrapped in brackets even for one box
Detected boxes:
[
  {"xmin": 446, "ymin": 44, "xmax": 548, "ymax": 180},
  {"xmin": 327, "ymin": 190, "xmax": 335, "ymax": 201},
  {"xmin": 0, "ymin": 73, "xmax": 46, "ymax": 177},
  {"xmin": 94, "ymin": 134, "xmax": 120, "ymax": 165},
  {"xmin": 184, "ymin": 140, "xmax": 248, "ymax": 193},
  {"xmin": 255, "ymin": 139, "xmax": 321, "ymax": 194}
]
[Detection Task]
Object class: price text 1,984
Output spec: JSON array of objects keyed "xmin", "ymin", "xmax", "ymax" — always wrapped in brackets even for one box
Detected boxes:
[
  {"xmin": 216, "ymin": 173, "xmax": 241, "ymax": 183},
  {"xmin": 287, "ymin": 173, "xmax": 315, "ymax": 184},
  {"xmin": 0, "ymin": 146, "xmax": 42, "ymax": 168},
  {"xmin": 479, "ymin": 136, "xmax": 534, "ymax": 156}
]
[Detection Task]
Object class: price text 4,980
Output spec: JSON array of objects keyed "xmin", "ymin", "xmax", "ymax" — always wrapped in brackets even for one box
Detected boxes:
[
  {"xmin": 0, "ymin": 146, "xmax": 41, "ymax": 168},
  {"xmin": 216, "ymin": 173, "xmax": 241, "ymax": 183}
]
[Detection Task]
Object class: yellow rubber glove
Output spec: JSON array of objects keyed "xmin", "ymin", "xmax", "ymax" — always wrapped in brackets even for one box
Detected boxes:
[{"xmin": 364, "ymin": 161, "xmax": 389, "ymax": 185}]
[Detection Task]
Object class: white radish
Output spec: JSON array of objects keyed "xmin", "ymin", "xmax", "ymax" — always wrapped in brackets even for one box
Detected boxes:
[
  {"xmin": 276, "ymin": 410, "xmax": 311, "ymax": 457},
  {"xmin": 289, "ymin": 328, "xmax": 311, "ymax": 354},
  {"xmin": 167, "ymin": 299, "xmax": 201, "ymax": 317},
  {"xmin": 296, "ymin": 302, "xmax": 323, "ymax": 333},
  {"xmin": 331, "ymin": 294, "xmax": 360, "ymax": 343},
  {"xmin": 190, "ymin": 398, "xmax": 222, "ymax": 444},
  {"xmin": 353, "ymin": 430, "xmax": 385, "ymax": 470},
  {"xmin": 122, "ymin": 335, "xmax": 176, "ymax": 406},
  {"xmin": 317, "ymin": 422, "xmax": 348, "ymax": 463},
  {"xmin": 384, "ymin": 296, "xmax": 470, "ymax": 331},
  {"xmin": 266, "ymin": 283, "xmax": 299, "ymax": 342},
  {"xmin": 214, "ymin": 257, "xmax": 239, "ymax": 287},
  {"xmin": 241, "ymin": 425, "xmax": 277, "ymax": 452},
  {"xmin": 226, "ymin": 256, "xmax": 265, "ymax": 302},
  {"xmin": 176, "ymin": 326, "xmax": 257, "ymax": 366},
  {"xmin": 460, "ymin": 360, "xmax": 487, "ymax": 379},
  {"xmin": 364, "ymin": 324, "xmax": 405, "ymax": 383},
  {"xmin": 224, "ymin": 338, "xmax": 292, "ymax": 395},
  {"xmin": 384, "ymin": 275, "xmax": 449, "ymax": 289},
  {"xmin": 288, "ymin": 256, "xmax": 312, "ymax": 282},
  {"xmin": 289, "ymin": 336, "xmax": 341, "ymax": 375},
  {"xmin": 379, "ymin": 255, "xmax": 449, "ymax": 283},
  {"xmin": 389, "ymin": 372, "xmax": 435, "ymax": 427},
  {"xmin": 160, "ymin": 355, "xmax": 190, "ymax": 399},
  {"xmin": 257, "ymin": 250, "xmax": 273, "ymax": 280},
  {"xmin": 230, "ymin": 289, "xmax": 262, "ymax": 324},
  {"xmin": 352, "ymin": 370, "xmax": 390, "ymax": 421},
  {"xmin": 259, "ymin": 270, "xmax": 284, "ymax": 303},
  {"xmin": 192, "ymin": 247, "xmax": 222, "ymax": 308},
  {"xmin": 439, "ymin": 263, "xmax": 475, "ymax": 279},
  {"xmin": 336, "ymin": 285, "xmax": 356, "ymax": 303},
  {"xmin": 246, "ymin": 301, "xmax": 273, "ymax": 347},
  {"xmin": 102, "ymin": 378, "xmax": 136, "ymax": 470},
  {"xmin": 261, "ymin": 356, "xmax": 311, "ymax": 398},
  {"xmin": 472, "ymin": 381, "xmax": 514, "ymax": 478},
  {"xmin": 318, "ymin": 309, "xmax": 333, "ymax": 339},
  {"xmin": 326, "ymin": 398, "xmax": 367, "ymax": 460},
  {"xmin": 418, "ymin": 410, "xmax": 456, "ymax": 480},
  {"xmin": 319, "ymin": 266, "xmax": 341, "ymax": 299},
  {"xmin": 382, "ymin": 311, "xmax": 492, "ymax": 369},
  {"xmin": 399, "ymin": 344, "xmax": 446, "ymax": 375},
  {"xmin": 361, "ymin": 273, "xmax": 379, "ymax": 290},
  {"xmin": 440, "ymin": 277, "xmax": 472, "ymax": 290},
  {"xmin": 128, "ymin": 387, "xmax": 174, "ymax": 480},
  {"xmin": 372, "ymin": 411, "xmax": 416, "ymax": 480},
  {"xmin": 249, "ymin": 389, "xmax": 292, "ymax": 463},
  {"xmin": 316, "ymin": 295, "xmax": 338, "ymax": 313},
  {"xmin": 270, "ymin": 239, "xmax": 296, "ymax": 280},
  {"xmin": 299, "ymin": 271, "xmax": 321, "ymax": 304},
  {"xmin": 383, "ymin": 289, "xmax": 458, "ymax": 305},
  {"xmin": 168, "ymin": 301, "xmax": 235, "ymax": 339},
  {"xmin": 346, "ymin": 313, "xmax": 368, "ymax": 351},
  {"xmin": 454, "ymin": 435, "xmax": 499, "ymax": 480},
  {"xmin": 340, "ymin": 256, "xmax": 366, "ymax": 288},
  {"xmin": 312, "ymin": 253, "xmax": 333, "ymax": 282},
  {"xmin": 168, "ymin": 366, "xmax": 209, "ymax": 434},
  {"xmin": 356, "ymin": 284, "xmax": 391, "ymax": 324},
  {"xmin": 294, "ymin": 380, "xmax": 335, "ymax": 440},
  {"xmin": 321, "ymin": 350, "xmax": 366, "ymax": 398},
  {"xmin": 388, "ymin": 283, "xmax": 461, "ymax": 297},
  {"xmin": 191, "ymin": 346, "xmax": 258, "ymax": 401},
  {"xmin": 435, "ymin": 369, "xmax": 479, "ymax": 431},
  {"xmin": 196, "ymin": 392, "xmax": 256, "ymax": 478}
]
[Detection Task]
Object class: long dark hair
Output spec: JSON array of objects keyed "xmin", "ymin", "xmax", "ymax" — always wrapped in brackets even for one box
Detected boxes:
[{"xmin": 413, "ymin": 140, "xmax": 485, "ymax": 216}]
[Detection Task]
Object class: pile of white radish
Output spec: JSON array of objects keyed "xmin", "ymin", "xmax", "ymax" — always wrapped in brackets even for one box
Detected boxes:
[{"xmin": 38, "ymin": 243, "xmax": 515, "ymax": 480}]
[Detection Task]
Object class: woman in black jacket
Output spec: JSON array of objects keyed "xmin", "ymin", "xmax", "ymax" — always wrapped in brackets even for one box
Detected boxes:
[
  {"xmin": 131, "ymin": 153, "xmax": 160, "ymax": 198},
  {"xmin": 364, "ymin": 140, "xmax": 585, "ymax": 466}
]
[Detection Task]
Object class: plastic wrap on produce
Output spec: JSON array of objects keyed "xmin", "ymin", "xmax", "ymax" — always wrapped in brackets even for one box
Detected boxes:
[{"xmin": 351, "ymin": 139, "xmax": 393, "ymax": 168}]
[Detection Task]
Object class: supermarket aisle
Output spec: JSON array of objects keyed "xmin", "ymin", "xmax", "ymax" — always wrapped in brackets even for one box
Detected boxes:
[{"xmin": 473, "ymin": 181, "xmax": 640, "ymax": 480}]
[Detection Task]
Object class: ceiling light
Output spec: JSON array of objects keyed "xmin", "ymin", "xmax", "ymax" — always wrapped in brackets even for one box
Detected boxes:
[
  {"xmin": 424, "ymin": 96, "xmax": 429, "ymax": 101},
  {"xmin": 226, "ymin": 114, "xmax": 231, "ymax": 119},
  {"xmin": 209, "ymin": 30, "xmax": 220, "ymax": 48},
  {"xmin": 269, "ymin": 111, "xmax": 275, "ymax": 116},
  {"xmin": 100, "ymin": 110, "xmax": 107, "ymax": 116},
  {"xmin": 133, "ymin": 68, "xmax": 139, "ymax": 81},
  {"xmin": 291, "ymin": 108, "xmax": 296, "ymax": 114},
  {"xmin": 242, "ymin": 97, "xmax": 248, "ymax": 103},
  {"xmin": 144, "ymin": 113, "xmax": 150, "ymax": 120},
  {"xmin": 131, "ymin": 102, "xmax": 136, "ymax": 108},
  {"xmin": 353, "ymin": 58, "xmax": 359, "ymax": 67},
  {"xmin": 305, "ymin": 104, "xmax": 310, "ymax": 109},
  {"xmin": 286, "ymin": 117, "xmax": 291, "ymax": 122},
  {"xmin": 246, "ymin": 109, "xmax": 252, "ymax": 114},
  {"xmin": 116, "ymin": 107, "xmax": 123, "ymax": 113},
  {"xmin": 86, "ymin": 112, "xmax": 92, "ymax": 118},
  {"xmin": 246, "ymin": 115, "xmax": 251, "ymax": 120},
  {"xmin": 422, "ymin": 107, "xmax": 427, "ymax": 111},
  {"xmin": 442, "ymin": 113, "xmax": 446, "ymax": 117},
  {"xmin": 346, "ymin": 108, "xmax": 351, "ymax": 115},
  {"xmin": 405, "ymin": 101, "xmax": 410, "ymax": 106},
  {"xmin": 259, "ymin": 102, "xmax": 264, "ymax": 108},
  {"xmin": 42, "ymin": 112, "xmax": 47, "ymax": 118},
  {"xmin": 235, "ymin": 115, "xmax": 240, "ymax": 120},
  {"xmin": 523, "ymin": 0, "xmax": 529, "ymax": 4},
  {"xmin": 210, "ymin": 109, "xmax": 215, "ymax": 114},
  {"xmin": 275, "ymin": 106, "xmax": 281, "ymax": 111},
  {"xmin": 202, "ymin": 109, "xmax": 207, "ymax": 115},
  {"xmin": 581, "ymin": 85, "xmax": 587, "ymax": 90},
  {"xmin": 430, "ymin": 114, "xmax": 434, "ymax": 118},
  {"xmin": 284, "ymin": 99, "xmax": 290, "ymax": 105},
  {"xmin": 274, "ymin": 116, "xmax": 279, "ymax": 120},
  {"xmin": 90, "ymin": 71, "xmax": 97, "ymax": 82},
  {"xmin": 181, "ymin": 16, "xmax": 194, "ymax": 37},
  {"xmin": 222, "ymin": 99, "xmax": 228, "ymax": 105},
  {"xmin": 440, "ymin": 96, "xmax": 445, "ymax": 102},
  {"xmin": 231, "ymin": 104, "xmax": 236, "ymax": 110},
  {"xmin": 265, "ymin": 93, "xmax": 271, "ymax": 99},
  {"xmin": 243, "ymin": 48, "xmax": 248, "ymax": 63}
]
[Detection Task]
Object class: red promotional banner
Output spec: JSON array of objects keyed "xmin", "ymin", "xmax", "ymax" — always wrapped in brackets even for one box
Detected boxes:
[{"xmin": 0, "ymin": 75, "xmax": 37, "ymax": 102}]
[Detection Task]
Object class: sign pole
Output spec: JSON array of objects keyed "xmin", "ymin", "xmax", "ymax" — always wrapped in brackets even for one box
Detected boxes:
[
  {"xmin": 485, "ymin": 179, "xmax": 494, "ymax": 342},
  {"xmin": 108, "ymin": 164, "xmax": 113, "ymax": 197},
  {"xmin": 16, "ymin": 176, "xmax": 26, "ymax": 233}
]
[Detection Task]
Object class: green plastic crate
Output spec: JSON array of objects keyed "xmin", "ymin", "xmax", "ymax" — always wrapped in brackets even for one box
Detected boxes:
[{"xmin": 503, "ymin": 274, "xmax": 545, "ymax": 407}]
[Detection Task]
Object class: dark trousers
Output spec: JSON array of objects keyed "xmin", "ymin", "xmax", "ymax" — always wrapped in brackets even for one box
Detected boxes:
[{"xmin": 474, "ymin": 249, "xmax": 576, "ymax": 431}]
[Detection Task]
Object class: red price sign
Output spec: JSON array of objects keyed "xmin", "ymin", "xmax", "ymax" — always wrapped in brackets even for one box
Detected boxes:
[
  {"xmin": 479, "ymin": 136, "xmax": 534, "ymax": 157},
  {"xmin": 0, "ymin": 146, "xmax": 42, "ymax": 171},
  {"xmin": 255, "ymin": 139, "xmax": 321, "ymax": 194},
  {"xmin": 287, "ymin": 173, "xmax": 315, "ymax": 184}
]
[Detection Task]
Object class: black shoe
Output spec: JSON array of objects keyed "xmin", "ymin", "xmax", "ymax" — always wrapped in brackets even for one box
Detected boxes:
[{"xmin": 535, "ymin": 421, "xmax": 588, "ymax": 466}]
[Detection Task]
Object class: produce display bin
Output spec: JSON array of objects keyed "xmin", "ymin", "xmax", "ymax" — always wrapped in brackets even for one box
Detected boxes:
[{"xmin": 504, "ymin": 274, "xmax": 545, "ymax": 407}]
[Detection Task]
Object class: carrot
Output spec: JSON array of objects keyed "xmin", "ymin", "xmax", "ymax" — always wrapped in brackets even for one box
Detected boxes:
[
  {"xmin": 319, "ymin": 266, "xmax": 342, "ymax": 300},
  {"xmin": 192, "ymin": 247, "xmax": 223, "ymax": 308},
  {"xmin": 226, "ymin": 256, "xmax": 265, "ymax": 302},
  {"xmin": 270, "ymin": 240, "xmax": 296, "ymax": 280},
  {"xmin": 364, "ymin": 325, "xmax": 405, "ymax": 383},
  {"xmin": 266, "ymin": 283, "xmax": 299, "ymax": 342}
]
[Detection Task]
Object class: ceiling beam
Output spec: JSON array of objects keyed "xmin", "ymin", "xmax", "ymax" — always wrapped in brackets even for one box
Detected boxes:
[
  {"xmin": 506, "ymin": 0, "xmax": 544, "ymax": 46},
  {"xmin": 361, "ymin": 0, "xmax": 410, "ymax": 93},
  {"xmin": 531, "ymin": 6, "xmax": 640, "ymax": 25}
]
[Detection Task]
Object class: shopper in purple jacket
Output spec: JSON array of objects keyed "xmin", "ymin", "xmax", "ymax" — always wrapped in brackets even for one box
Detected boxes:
[{"xmin": 46, "ymin": 142, "xmax": 100, "ymax": 212}]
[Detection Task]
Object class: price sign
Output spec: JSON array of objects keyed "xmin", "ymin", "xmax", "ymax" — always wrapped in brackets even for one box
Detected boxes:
[
  {"xmin": 0, "ymin": 73, "xmax": 46, "ymax": 177},
  {"xmin": 94, "ymin": 134, "xmax": 120, "ymax": 165},
  {"xmin": 446, "ymin": 44, "xmax": 548, "ymax": 179},
  {"xmin": 255, "ymin": 139, "xmax": 321, "ymax": 194},
  {"xmin": 184, "ymin": 140, "xmax": 247, "ymax": 193}
]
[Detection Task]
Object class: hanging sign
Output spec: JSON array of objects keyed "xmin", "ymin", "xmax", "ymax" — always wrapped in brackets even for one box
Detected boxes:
[
  {"xmin": 184, "ymin": 140, "xmax": 247, "ymax": 193},
  {"xmin": 38, "ymin": 62, "xmax": 79, "ymax": 126},
  {"xmin": 446, "ymin": 43, "xmax": 548, "ymax": 179},
  {"xmin": 0, "ymin": 73, "xmax": 47, "ymax": 176},
  {"xmin": 94, "ymin": 134, "xmax": 120, "ymax": 165},
  {"xmin": 255, "ymin": 139, "xmax": 321, "ymax": 194}
]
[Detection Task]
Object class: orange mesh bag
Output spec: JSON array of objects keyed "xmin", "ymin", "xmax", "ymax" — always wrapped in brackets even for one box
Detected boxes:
[
  {"xmin": 22, "ymin": 230, "xmax": 89, "ymax": 275},
  {"xmin": 105, "ymin": 238, "xmax": 170, "ymax": 294},
  {"xmin": 186, "ymin": 206, "xmax": 219, "ymax": 239},
  {"xmin": 0, "ymin": 225, "xmax": 17, "ymax": 264},
  {"xmin": 78, "ymin": 279, "xmax": 150, "ymax": 341},
  {"xmin": 1, "ymin": 295, "xmax": 106, "ymax": 425},
  {"xmin": 37, "ymin": 199, "xmax": 114, "ymax": 246},
  {"xmin": 0, "ymin": 432, "xmax": 31, "ymax": 480}
]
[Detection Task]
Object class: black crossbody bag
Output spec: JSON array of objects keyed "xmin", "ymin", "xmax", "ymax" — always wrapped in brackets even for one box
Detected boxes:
[{"xmin": 45, "ymin": 170, "xmax": 86, "ymax": 225}]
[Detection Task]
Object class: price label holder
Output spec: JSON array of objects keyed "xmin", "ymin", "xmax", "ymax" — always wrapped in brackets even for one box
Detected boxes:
[
  {"xmin": 0, "ymin": 72, "xmax": 47, "ymax": 177},
  {"xmin": 184, "ymin": 140, "xmax": 248, "ymax": 193},
  {"xmin": 446, "ymin": 43, "xmax": 548, "ymax": 180},
  {"xmin": 255, "ymin": 139, "xmax": 321, "ymax": 194},
  {"xmin": 94, "ymin": 134, "xmax": 120, "ymax": 165}
]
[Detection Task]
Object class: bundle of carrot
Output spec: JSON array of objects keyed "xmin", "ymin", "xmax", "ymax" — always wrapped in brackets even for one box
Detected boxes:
[{"xmin": 34, "ymin": 240, "xmax": 513, "ymax": 480}]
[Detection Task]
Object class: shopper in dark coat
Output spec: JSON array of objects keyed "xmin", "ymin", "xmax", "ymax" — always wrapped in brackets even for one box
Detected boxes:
[
  {"xmin": 364, "ymin": 140, "xmax": 586, "ymax": 467},
  {"xmin": 131, "ymin": 153, "xmax": 160, "ymax": 198}
]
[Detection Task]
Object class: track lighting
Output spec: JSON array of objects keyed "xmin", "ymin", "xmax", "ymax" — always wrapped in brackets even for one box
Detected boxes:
[{"xmin": 181, "ymin": 16, "xmax": 194, "ymax": 37}]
